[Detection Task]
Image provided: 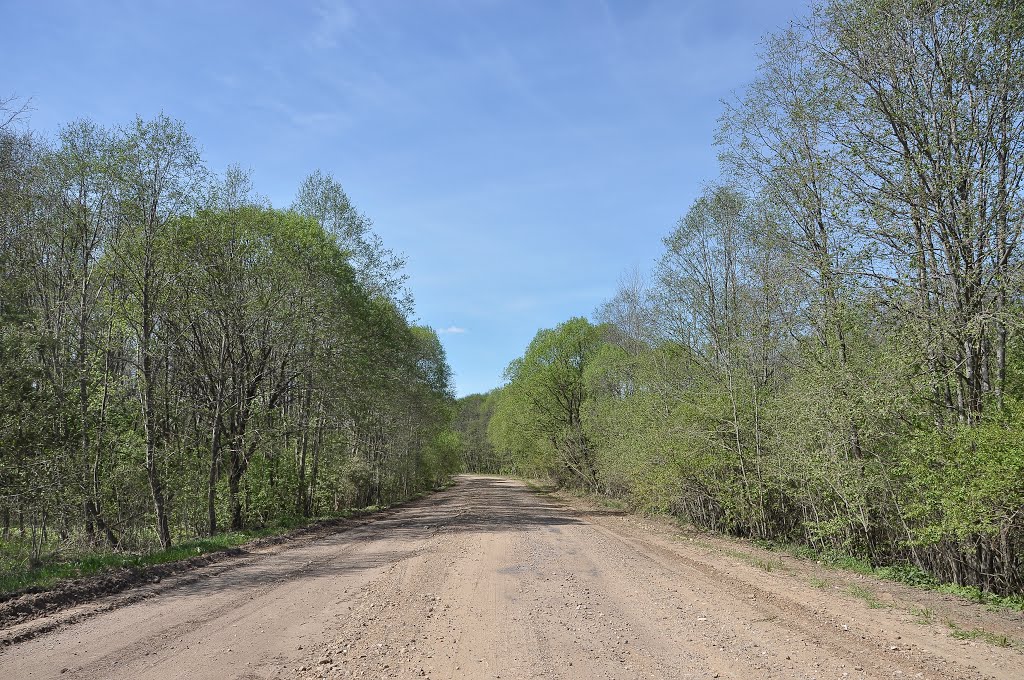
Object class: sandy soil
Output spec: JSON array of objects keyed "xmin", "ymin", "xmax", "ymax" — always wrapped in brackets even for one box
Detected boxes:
[{"xmin": 1, "ymin": 476, "xmax": 1021, "ymax": 679}]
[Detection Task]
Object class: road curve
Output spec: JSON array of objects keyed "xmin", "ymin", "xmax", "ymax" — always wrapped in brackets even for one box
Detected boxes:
[{"xmin": 1, "ymin": 476, "xmax": 1020, "ymax": 679}]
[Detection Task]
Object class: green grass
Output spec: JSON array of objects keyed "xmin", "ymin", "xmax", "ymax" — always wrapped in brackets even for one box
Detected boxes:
[
  {"xmin": 822, "ymin": 553, "xmax": 875, "ymax": 575},
  {"xmin": 911, "ymin": 606, "xmax": 935, "ymax": 624},
  {"xmin": 753, "ymin": 538, "xmax": 817, "ymax": 560},
  {"xmin": 946, "ymin": 621, "xmax": 1014, "ymax": 647},
  {"xmin": 688, "ymin": 538, "xmax": 789, "ymax": 574},
  {"xmin": 0, "ymin": 527, "xmax": 287, "ymax": 596},
  {"xmin": 592, "ymin": 496, "xmax": 628, "ymax": 511},
  {"xmin": 523, "ymin": 479, "xmax": 557, "ymax": 495},
  {"xmin": 0, "ymin": 501, "xmax": 407, "ymax": 597},
  {"xmin": 759, "ymin": 544, "xmax": 1024, "ymax": 613},
  {"xmin": 535, "ymin": 482, "xmax": 1024, "ymax": 614},
  {"xmin": 846, "ymin": 583, "xmax": 888, "ymax": 609},
  {"xmin": 870, "ymin": 564, "xmax": 1024, "ymax": 612},
  {"xmin": 933, "ymin": 582, "xmax": 1024, "ymax": 611},
  {"xmin": 874, "ymin": 564, "xmax": 936, "ymax": 587}
]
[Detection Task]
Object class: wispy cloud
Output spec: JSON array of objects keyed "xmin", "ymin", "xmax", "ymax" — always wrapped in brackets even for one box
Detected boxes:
[
  {"xmin": 311, "ymin": 1, "xmax": 355, "ymax": 50},
  {"xmin": 249, "ymin": 97, "xmax": 353, "ymax": 136},
  {"xmin": 290, "ymin": 110, "xmax": 352, "ymax": 134},
  {"xmin": 439, "ymin": 326, "xmax": 467, "ymax": 334}
]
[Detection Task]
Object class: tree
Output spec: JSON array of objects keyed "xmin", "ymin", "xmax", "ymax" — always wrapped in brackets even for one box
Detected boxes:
[
  {"xmin": 815, "ymin": 0, "xmax": 1024, "ymax": 422},
  {"xmin": 43, "ymin": 120, "xmax": 119, "ymax": 545},
  {"xmin": 108, "ymin": 114, "xmax": 205, "ymax": 548},
  {"xmin": 0, "ymin": 109, "xmax": 459, "ymax": 576},
  {"xmin": 490, "ymin": 318, "xmax": 604, "ymax": 489},
  {"xmin": 293, "ymin": 170, "xmax": 412, "ymax": 314},
  {"xmin": 454, "ymin": 391, "xmax": 506, "ymax": 473}
]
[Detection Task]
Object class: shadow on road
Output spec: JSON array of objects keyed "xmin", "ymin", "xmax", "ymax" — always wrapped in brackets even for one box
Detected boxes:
[
  {"xmin": 352, "ymin": 475, "xmax": 585, "ymax": 537},
  {"xmin": 155, "ymin": 476, "xmax": 581, "ymax": 605}
]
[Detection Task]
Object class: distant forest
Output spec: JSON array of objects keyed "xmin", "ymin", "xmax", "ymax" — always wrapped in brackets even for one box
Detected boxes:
[
  {"xmin": 457, "ymin": 0, "xmax": 1024, "ymax": 596},
  {"xmin": 0, "ymin": 105, "xmax": 459, "ymax": 565}
]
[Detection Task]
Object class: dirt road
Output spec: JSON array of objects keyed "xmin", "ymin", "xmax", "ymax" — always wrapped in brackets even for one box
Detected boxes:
[{"xmin": 1, "ymin": 476, "xmax": 1021, "ymax": 679}]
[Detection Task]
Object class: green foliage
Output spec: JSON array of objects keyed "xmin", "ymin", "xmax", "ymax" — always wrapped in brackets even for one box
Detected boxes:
[
  {"xmin": 0, "ymin": 527, "xmax": 275, "ymax": 595},
  {"xmin": 875, "ymin": 564, "xmax": 938, "ymax": 588},
  {"xmin": 422, "ymin": 428, "xmax": 464, "ymax": 486},
  {"xmin": 898, "ymin": 420, "xmax": 1024, "ymax": 544},
  {"xmin": 475, "ymin": 1, "xmax": 1024, "ymax": 600},
  {"xmin": 0, "ymin": 114, "xmax": 458, "ymax": 582},
  {"xmin": 489, "ymin": 318, "xmax": 605, "ymax": 488},
  {"xmin": 0, "ymin": 503, "xmax": 414, "ymax": 596},
  {"xmin": 453, "ymin": 391, "xmax": 508, "ymax": 473}
]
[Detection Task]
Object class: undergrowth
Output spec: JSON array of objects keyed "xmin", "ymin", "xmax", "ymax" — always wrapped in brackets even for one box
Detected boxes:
[
  {"xmin": 0, "ymin": 529, "xmax": 275, "ymax": 596},
  {"xmin": 531, "ymin": 481, "xmax": 1024, "ymax": 613},
  {"xmin": 752, "ymin": 539, "xmax": 1024, "ymax": 612}
]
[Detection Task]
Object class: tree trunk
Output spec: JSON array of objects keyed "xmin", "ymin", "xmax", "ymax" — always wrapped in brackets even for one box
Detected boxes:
[
  {"xmin": 142, "ymin": 264, "xmax": 171, "ymax": 549},
  {"xmin": 228, "ymin": 467, "xmax": 243, "ymax": 531}
]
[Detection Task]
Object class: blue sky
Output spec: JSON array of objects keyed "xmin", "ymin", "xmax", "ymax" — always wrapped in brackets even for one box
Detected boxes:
[{"xmin": 6, "ymin": 0, "xmax": 807, "ymax": 396}]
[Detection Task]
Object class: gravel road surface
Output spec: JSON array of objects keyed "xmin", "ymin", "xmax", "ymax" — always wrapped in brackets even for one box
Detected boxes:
[{"xmin": 1, "ymin": 475, "xmax": 1020, "ymax": 679}]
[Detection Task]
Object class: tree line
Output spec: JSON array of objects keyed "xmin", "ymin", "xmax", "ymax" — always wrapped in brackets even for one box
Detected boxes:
[
  {"xmin": 0, "ymin": 107, "xmax": 459, "ymax": 562},
  {"xmin": 467, "ymin": 0, "xmax": 1024, "ymax": 596}
]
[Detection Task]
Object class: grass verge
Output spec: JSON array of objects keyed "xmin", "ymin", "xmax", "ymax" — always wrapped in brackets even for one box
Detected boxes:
[
  {"xmin": 523, "ymin": 479, "xmax": 1024, "ymax": 615},
  {"xmin": 0, "ymin": 526, "xmax": 298, "ymax": 597},
  {"xmin": 751, "ymin": 540, "xmax": 1024, "ymax": 613},
  {"xmin": 0, "ymin": 483, "xmax": 451, "ymax": 600}
]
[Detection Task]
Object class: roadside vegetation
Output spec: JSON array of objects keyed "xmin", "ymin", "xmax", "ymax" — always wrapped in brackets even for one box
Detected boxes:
[
  {"xmin": 0, "ymin": 527, "xmax": 271, "ymax": 596},
  {"xmin": 457, "ymin": 0, "xmax": 1024, "ymax": 599},
  {"xmin": 0, "ymin": 106, "xmax": 459, "ymax": 595}
]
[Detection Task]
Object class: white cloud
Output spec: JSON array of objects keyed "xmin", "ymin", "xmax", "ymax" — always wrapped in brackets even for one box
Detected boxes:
[{"xmin": 439, "ymin": 326, "xmax": 467, "ymax": 334}]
